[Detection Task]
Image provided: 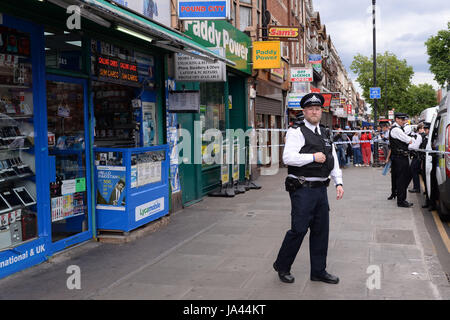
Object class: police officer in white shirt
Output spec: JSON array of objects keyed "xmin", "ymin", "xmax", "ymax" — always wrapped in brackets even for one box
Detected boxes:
[
  {"xmin": 273, "ymin": 93, "xmax": 344, "ymax": 285},
  {"xmin": 389, "ymin": 113, "xmax": 422, "ymax": 207}
]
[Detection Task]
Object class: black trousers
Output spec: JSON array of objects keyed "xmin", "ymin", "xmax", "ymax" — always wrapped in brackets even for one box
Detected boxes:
[
  {"xmin": 275, "ymin": 185, "xmax": 329, "ymax": 276},
  {"xmin": 409, "ymin": 157, "xmax": 421, "ymax": 190},
  {"xmin": 390, "ymin": 160, "xmax": 397, "ymax": 196},
  {"xmin": 392, "ymin": 155, "xmax": 410, "ymax": 204}
]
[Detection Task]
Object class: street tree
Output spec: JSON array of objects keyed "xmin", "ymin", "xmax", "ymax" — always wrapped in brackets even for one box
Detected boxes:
[
  {"xmin": 405, "ymin": 84, "xmax": 438, "ymax": 117},
  {"xmin": 350, "ymin": 51, "xmax": 414, "ymax": 117},
  {"xmin": 425, "ymin": 22, "xmax": 450, "ymax": 87}
]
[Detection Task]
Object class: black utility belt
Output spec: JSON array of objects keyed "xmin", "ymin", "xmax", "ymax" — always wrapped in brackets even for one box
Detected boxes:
[
  {"xmin": 392, "ymin": 150, "xmax": 409, "ymax": 157},
  {"xmin": 285, "ymin": 176, "xmax": 330, "ymax": 192}
]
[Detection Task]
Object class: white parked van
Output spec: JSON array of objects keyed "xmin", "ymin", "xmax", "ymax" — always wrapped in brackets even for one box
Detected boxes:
[
  {"xmin": 418, "ymin": 106, "xmax": 438, "ymax": 124},
  {"xmin": 426, "ymin": 90, "xmax": 450, "ymax": 220}
]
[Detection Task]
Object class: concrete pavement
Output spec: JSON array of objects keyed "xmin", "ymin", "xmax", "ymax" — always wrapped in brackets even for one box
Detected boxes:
[{"xmin": 1, "ymin": 165, "xmax": 449, "ymax": 300}]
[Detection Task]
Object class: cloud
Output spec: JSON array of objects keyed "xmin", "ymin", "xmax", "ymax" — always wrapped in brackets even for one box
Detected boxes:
[
  {"xmin": 313, "ymin": 0, "xmax": 449, "ymax": 89},
  {"xmin": 412, "ymin": 72, "xmax": 440, "ymax": 90}
]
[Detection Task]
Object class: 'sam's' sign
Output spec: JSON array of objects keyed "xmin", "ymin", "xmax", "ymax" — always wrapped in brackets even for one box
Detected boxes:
[{"xmin": 178, "ymin": 0, "xmax": 229, "ymax": 20}]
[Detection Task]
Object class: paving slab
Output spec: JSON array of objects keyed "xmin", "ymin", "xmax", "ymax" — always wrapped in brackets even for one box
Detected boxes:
[{"xmin": 0, "ymin": 166, "xmax": 448, "ymax": 300}]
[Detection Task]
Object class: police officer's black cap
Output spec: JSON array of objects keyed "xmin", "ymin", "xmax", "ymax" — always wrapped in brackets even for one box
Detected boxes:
[
  {"xmin": 300, "ymin": 93, "xmax": 325, "ymax": 108},
  {"xmin": 423, "ymin": 122, "xmax": 431, "ymax": 129},
  {"xmin": 394, "ymin": 112, "xmax": 409, "ymax": 119}
]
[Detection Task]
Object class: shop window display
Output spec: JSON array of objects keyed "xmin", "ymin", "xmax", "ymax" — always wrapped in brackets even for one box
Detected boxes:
[
  {"xmin": 46, "ymin": 80, "xmax": 88, "ymax": 242},
  {"xmin": 0, "ymin": 26, "xmax": 37, "ymax": 251},
  {"xmin": 200, "ymin": 82, "xmax": 225, "ymax": 167}
]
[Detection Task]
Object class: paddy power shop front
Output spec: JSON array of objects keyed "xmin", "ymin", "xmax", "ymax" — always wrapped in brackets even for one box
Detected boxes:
[
  {"xmin": 0, "ymin": 0, "xmax": 230, "ymax": 279},
  {"xmin": 176, "ymin": 20, "xmax": 252, "ymax": 205}
]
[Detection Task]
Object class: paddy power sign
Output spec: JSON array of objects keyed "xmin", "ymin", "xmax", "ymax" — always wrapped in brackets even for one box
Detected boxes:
[
  {"xmin": 252, "ymin": 41, "xmax": 281, "ymax": 69},
  {"xmin": 184, "ymin": 20, "xmax": 251, "ymax": 74}
]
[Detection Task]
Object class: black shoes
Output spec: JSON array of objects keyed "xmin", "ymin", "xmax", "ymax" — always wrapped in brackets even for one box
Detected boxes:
[
  {"xmin": 387, "ymin": 194, "xmax": 397, "ymax": 200},
  {"xmin": 408, "ymin": 189, "xmax": 420, "ymax": 193},
  {"xmin": 310, "ymin": 271, "xmax": 340, "ymax": 284},
  {"xmin": 398, "ymin": 201, "xmax": 413, "ymax": 208},
  {"xmin": 273, "ymin": 262, "xmax": 295, "ymax": 283},
  {"xmin": 274, "ymin": 262, "xmax": 339, "ymax": 284}
]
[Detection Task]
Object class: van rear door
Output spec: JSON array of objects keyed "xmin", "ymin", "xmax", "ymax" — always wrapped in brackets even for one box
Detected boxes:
[{"xmin": 425, "ymin": 114, "xmax": 438, "ymax": 198}]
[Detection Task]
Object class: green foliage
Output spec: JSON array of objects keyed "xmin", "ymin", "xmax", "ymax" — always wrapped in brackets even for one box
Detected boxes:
[
  {"xmin": 405, "ymin": 84, "xmax": 437, "ymax": 116},
  {"xmin": 350, "ymin": 52, "xmax": 414, "ymax": 117},
  {"xmin": 425, "ymin": 22, "xmax": 450, "ymax": 87}
]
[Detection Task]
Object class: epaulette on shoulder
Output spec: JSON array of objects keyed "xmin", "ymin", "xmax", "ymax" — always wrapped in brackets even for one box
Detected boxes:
[{"xmin": 290, "ymin": 121, "xmax": 305, "ymax": 129}]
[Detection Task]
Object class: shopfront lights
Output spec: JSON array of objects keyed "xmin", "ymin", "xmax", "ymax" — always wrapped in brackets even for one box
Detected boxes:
[{"xmin": 116, "ymin": 26, "xmax": 153, "ymax": 43}]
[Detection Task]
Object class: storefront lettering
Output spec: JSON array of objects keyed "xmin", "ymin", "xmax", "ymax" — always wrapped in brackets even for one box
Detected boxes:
[
  {"xmin": 184, "ymin": 21, "xmax": 249, "ymax": 61},
  {"xmin": 96, "ymin": 55, "xmax": 138, "ymax": 84},
  {"xmin": 0, "ymin": 244, "xmax": 46, "ymax": 269}
]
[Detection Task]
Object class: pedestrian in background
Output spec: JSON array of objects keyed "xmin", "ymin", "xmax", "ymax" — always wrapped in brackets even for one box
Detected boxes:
[
  {"xmin": 380, "ymin": 124, "xmax": 390, "ymax": 164},
  {"xmin": 333, "ymin": 127, "xmax": 347, "ymax": 169},
  {"xmin": 352, "ymin": 131, "xmax": 362, "ymax": 166},
  {"xmin": 345, "ymin": 125, "xmax": 352, "ymax": 165},
  {"xmin": 360, "ymin": 127, "xmax": 372, "ymax": 166}
]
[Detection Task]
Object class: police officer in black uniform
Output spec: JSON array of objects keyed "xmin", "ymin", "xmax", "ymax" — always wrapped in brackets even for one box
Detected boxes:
[
  {"xmin": 419, "ymin": 122, "xmax": 432, "ymax": 208},
  {"xmin": 273, "ymin": 93, "xmax": 344, "ymax": 284},
  {"xmin": 389, "ymin": 113, "xmax": 422, "ymax": 207}
]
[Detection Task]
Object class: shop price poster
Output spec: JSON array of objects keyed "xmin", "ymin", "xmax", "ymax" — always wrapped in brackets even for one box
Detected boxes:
[
  {"xmin": 166, "ymin": 80, "xmax": 181, "ymax": 194},
  {"xmin": 142, "ymin": 102, "xmax": 157, "ymax": 146},
  {"xmin": 96, "ymin": 166, "xmax": 126, "ymax": 211}
]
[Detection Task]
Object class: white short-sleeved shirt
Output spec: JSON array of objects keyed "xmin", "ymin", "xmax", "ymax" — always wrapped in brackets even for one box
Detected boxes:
[{"xmin": 283, "ymin": 119, "xmax": 343, "ymax": 186}]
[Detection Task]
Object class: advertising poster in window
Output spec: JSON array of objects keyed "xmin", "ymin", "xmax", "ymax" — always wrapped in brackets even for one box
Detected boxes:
[
  {"xmin": 111, "ymin": 0, "xmax": 171, "ymax": 27},
  {"xmin": 96, "ymin": 166, "xmax": 126, "ymax": 211},
  {"xmin": 142, "ymin": 101, "xmax": 157, "ymax": 146}
]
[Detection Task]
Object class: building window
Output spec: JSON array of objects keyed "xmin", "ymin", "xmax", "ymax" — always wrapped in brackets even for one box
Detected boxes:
[
  {"xmin": 240, "ymin": 0, "xmax": 252, "ymax": 4},
  {"xmin": 239, "ymin": 6, "xmax": 252, "ymax": 31}
]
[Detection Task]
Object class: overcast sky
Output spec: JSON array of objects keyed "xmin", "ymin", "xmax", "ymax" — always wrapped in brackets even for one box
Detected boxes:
[{"xmin": 313, "ymin": 0, "xmax": 450, "ymax": 94}]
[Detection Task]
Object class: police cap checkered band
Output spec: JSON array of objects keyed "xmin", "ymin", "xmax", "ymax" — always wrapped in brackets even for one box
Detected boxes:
[{"xmin": 300, "ymin": 93, "xmax": 325, "ymax": 108}]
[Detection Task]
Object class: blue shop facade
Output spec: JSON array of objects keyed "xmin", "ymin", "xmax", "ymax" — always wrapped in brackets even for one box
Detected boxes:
[{"xmin": 0, "ymin": 0, "xmax": 227, "ymax": 279}]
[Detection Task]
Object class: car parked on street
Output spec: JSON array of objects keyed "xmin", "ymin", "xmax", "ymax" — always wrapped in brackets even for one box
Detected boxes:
[{"xmin": 425, "ymin": 91, "xmax": 450, "ymax": 221}]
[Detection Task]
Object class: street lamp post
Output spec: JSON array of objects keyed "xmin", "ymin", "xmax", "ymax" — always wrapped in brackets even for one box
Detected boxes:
[{"xmin": 372, "ymin": 0, "xmax": 380, "ymax": 167}]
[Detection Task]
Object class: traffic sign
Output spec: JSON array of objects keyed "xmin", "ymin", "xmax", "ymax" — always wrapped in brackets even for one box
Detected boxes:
[{"xmin": 370, "ymin": 87, "xmax": 381, "ymax": 99}]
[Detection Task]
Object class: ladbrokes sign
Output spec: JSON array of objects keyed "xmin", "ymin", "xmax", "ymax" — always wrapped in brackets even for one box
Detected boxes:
[{"xmin": 267, "ymin": 26, "xmax": 301, "ymax": 42}]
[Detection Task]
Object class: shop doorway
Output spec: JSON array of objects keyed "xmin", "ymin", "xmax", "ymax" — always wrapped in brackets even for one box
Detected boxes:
[{"xmin": 45, "ymin": 75, "xmax": 92, "ymax": 252}]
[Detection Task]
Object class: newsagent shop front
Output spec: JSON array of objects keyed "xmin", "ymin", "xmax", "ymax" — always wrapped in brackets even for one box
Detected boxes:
[
  {"xmin": 0, "ymin": 0, "xmax": 229, "ymax": 279},
  {"xmin": 174, "ymin": 20, "xmax": 252, "ymax": 205}
]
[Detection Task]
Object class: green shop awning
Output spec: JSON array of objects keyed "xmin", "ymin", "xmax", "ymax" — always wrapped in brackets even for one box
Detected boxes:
[{"xmin": 48, "ymin": 0, "xmax": 235, "ymax": 66}]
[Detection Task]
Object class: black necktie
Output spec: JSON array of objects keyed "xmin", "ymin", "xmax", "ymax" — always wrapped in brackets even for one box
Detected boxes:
[{"xmin": 315, "ymin": 127, "xmax": 319, "ymax": 135}]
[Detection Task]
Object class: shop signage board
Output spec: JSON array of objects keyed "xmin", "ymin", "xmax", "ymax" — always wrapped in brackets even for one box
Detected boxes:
[
  {"xmin": 309, "ymin": 54, "xmax": 322, "ymax": 73},
  {"xmin": 175, "ymin": 48, "xmax": 226, "ymax": 82},
  {"xmin": 287, "ymin": 93, "xmax": 306, "ymax": 109},
  {"xmin": 96, "ymin": 55, "xmax": 139, "ymax": 85},
  {"xmin": 110, "ymin": 0, "xmax": 171, "ymax": 27},
  {"xmin": 184, "ymin": 20, "xmax": 251, "ymax": 74},
  {"xmin": 135, "ymin": 197, "xmax": 165, "ymax": 222},
  {"xmin": 168, "ymin": 90, "xmax": 200, "ymax": 112},
  {"xmin": 290, "ymin": 67, "xmax": 313, "ymax": 82},
  {"xmin": 267, "ymin": 25, "xmax": 301, "ymax": 42},
  {"xmin": 388, "ymin": 110, "xmax": 394, "ymax": 120},
  {"xmin": 322, "ymin": 93, "xmax": 332, "ymax": 112},
  {"xmin": 178, "ymin": 0, "xmax": 230, "ymax": 20},
  {"xmin": 252, "ymin": 41, "xmax": 281, "ymax": 69},
  {"xmin": 330, "ymin": 92, "xmax": 341, "ymax": 107}
]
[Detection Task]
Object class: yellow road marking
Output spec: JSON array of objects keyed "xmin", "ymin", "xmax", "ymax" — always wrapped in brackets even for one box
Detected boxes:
[
  {"xmin": 419, "ymin": 176, "xmax": 450, "ymax": 252},
  {"xmin": 431, "ymin": 210, "xmax": 450, "ymax": 253}
]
